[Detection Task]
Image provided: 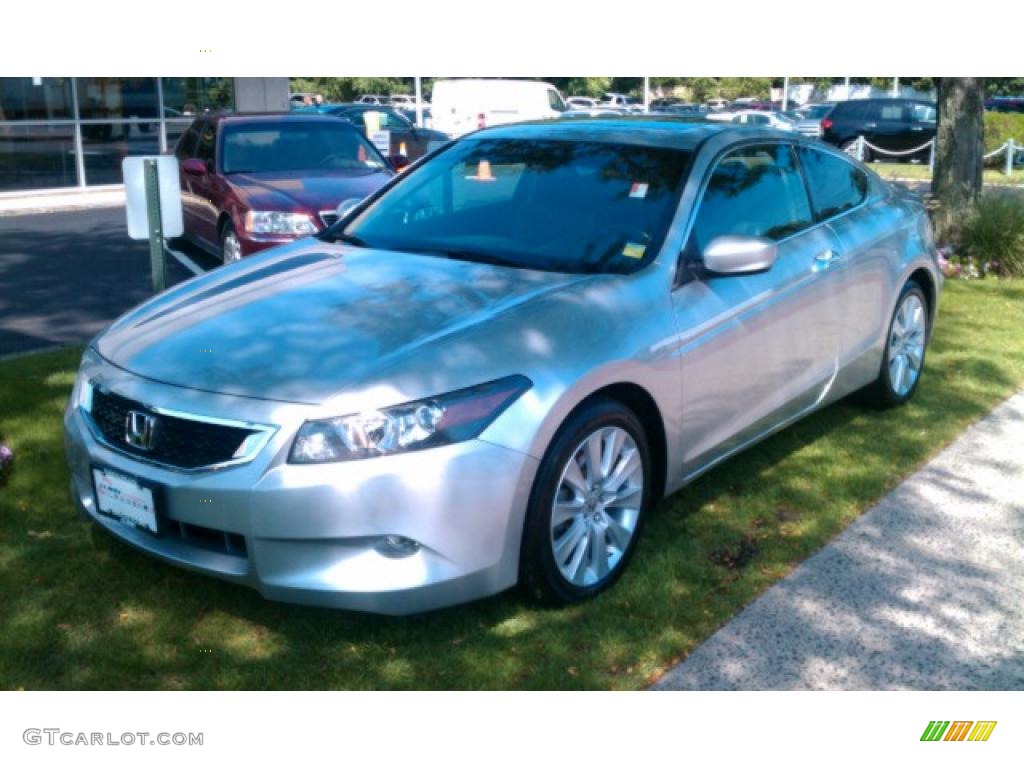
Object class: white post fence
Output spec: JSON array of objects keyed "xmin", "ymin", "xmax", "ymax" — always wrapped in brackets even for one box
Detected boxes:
[{"xmin": 853, "ymin": 136, "xmax": 1021, "ymax": 177}]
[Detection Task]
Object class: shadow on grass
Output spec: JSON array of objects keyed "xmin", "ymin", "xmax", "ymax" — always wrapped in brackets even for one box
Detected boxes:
[{"xmin": 1, "ymin": 281, "xmax": 1023, "ymax": 690}]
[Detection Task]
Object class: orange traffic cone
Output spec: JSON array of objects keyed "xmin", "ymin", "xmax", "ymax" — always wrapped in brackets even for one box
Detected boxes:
[{"xmin": 467, "ymin": 158, "xmax": 496, "ymax": 182}]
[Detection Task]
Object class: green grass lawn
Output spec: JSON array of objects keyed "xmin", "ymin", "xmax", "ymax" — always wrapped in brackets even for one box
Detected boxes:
[
  {"xmin": 870, "ymin": 161, "xmax": 1024, "ymax": 185},
  {"xmin": 2, "ymin": 279, "xmax": 1024, "ymax": 690}
]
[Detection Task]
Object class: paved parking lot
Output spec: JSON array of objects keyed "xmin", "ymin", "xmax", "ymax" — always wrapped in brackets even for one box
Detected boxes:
[{"xmin": 0, "ymin": 208, "xmax": 218, "ymax": 357}]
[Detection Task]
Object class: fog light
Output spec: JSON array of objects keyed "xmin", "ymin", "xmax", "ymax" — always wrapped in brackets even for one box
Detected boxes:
[{"xmin": 376, "ymin": 535, "xmax": 421, "ymax": 558}]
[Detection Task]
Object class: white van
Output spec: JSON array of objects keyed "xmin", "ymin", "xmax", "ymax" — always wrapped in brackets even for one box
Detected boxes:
[{"xmin": 430, "ymin": 79, "xmax": 568, "ymax": 137}]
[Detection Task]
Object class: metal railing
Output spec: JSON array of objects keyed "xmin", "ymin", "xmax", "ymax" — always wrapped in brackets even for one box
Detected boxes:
[{"xmin": 854, "ymin": 136, "xmax": 1022, "ymax": 176}]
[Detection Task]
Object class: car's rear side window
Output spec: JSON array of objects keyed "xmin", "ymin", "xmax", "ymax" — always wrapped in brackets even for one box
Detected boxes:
[
  {"xmin": 868, "ymin": 101, "xmax": 904, "ymax": 121},
  {"xmin": 689, "ymin": 143, "xmax": 813, "ymax": 252},
  {"xmin": 796, "ymin": 146, "xmax": 868, "ymax": 221}
]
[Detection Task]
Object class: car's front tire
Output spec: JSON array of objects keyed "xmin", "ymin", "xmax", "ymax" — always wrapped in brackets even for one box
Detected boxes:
[
  {"xmin": 220, "ymin": 221, "xmax": 242, "ymax": 265},
  {"xmin": 859, "ymin": 280, "xmax": 930, "ymax": 408},
  {"xmin": 520, "ymin": 398, "xmax": 654, "ymax": 605}
]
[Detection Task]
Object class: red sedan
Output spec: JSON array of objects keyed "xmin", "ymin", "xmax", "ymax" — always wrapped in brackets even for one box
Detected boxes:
[{"xmin": 172, "ymin": 113, "xmax": 397, "ymax": 262}]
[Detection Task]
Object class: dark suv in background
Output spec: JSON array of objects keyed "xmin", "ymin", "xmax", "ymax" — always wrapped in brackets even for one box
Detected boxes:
[{"xmin": 821, "ymin": 98, "xmax": 936, "ymax": 162}]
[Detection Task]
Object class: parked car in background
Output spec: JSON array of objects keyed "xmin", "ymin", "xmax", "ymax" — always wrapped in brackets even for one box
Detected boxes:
[
  {"xmin": 301, "ymin": 103, "xmax": 449, "ymax": 162},
  {"xmin": 705, "ymin": 98, "xmax": 728, "ymax": 111},
  {"xmin": 728, "ymin": 98, "xmax": 773, "ymax": 112},
  {"xmin": 649, "ymin": 97, "xmax": 682, "ymax": 109},
  {"xmin": 70, "ymin": 117, "xmax": 941, "ymax": 614},
  {"xmin": 567, "ymin": 96, "xmax": 599, "ymax": 109},
  {"xmin": 785, "ymin": 103, "xmax": 835, "ymax": 137},
  {"xmin": 730, "ymin": 110, "xmax": 796, "ymax": 131},
  {"xmin": 431, "ymin": 78, "xmax": 568, "ymax": 137},
  {"xmin": 288, "ymin": 93, "xmax": 321, "ymax": 109},
  {"xmin": 985, "ymin": 96, "xmax": 1024, "ymax": 113},
  {"xmin": 357, "ymin": 94, "xmax": 389, "ymax": 105},
  {"xmin": 661, "ymin": 103, "xmax": 706, "ymax": 117},
  {"xmin": 171, "ymin": 113, "xmax": 395, "ymax": 263},
  {"xmin": 388, "ymin": 94, "xmax": 426, "ymax": 110},
  {"xmin": 600, "ymin": 93, "xmax": 644, "ymax": 111},
  {"xmin": 821, "ymin": 98, "xmax": 936, "ymax": 161}
]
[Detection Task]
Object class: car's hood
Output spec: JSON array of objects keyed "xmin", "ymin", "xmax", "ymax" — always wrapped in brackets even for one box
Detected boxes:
[
  {"xmin": 96, "ymin": 241, "xmax": 591, "ymax": 405},
  {"xmin": 229, "ymin": 169, "xmax": 392, "ymax": 213}
]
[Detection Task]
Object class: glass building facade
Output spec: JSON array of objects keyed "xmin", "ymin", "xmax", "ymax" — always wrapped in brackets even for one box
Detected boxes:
[{"xmin": 0, "ymin": 77, "xmax": 234, "ymax": 192}]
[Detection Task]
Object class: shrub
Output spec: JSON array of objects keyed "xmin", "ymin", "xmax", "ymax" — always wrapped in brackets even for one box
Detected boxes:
[
  {"xmin": 983, "ymin": 112, "xmax": 1024, "ymax": 161},
  {"xmin": 959, "ymin": 195, "xmax": 1024, "ymax": 277}
]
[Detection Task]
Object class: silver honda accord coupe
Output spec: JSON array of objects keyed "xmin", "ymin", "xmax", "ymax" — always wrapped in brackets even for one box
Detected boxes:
[{"xmin": 64, "ymin": 118, "xmax": 941, "ymax": 614}]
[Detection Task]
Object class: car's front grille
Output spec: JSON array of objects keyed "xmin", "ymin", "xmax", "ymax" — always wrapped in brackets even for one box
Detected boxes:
[
  {"xmin": 319, "ymin": 211, "xmax": 339, "ymax": 228},
  {"xmin": 88, "ymin": 388, "xmax": 261, "ymax": 470}
]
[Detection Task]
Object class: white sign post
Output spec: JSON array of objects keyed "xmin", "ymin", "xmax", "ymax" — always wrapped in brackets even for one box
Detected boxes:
[{"xmin": 122, "ymin": 155, "xmax": 183, "ymax": 293}]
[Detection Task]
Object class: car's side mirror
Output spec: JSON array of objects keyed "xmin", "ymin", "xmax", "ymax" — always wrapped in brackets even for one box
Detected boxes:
[
  {"xmin": 702, "ymin": 235, "xmax": 778, "ymax": 275},
  {"xmin": 388, "ymin": 154, "xmax": 411, "ymax": 172},
  {"xmin": 335, "ymin": 197, "xmax": 363, "ymax": 221},
  {"xmin": 182, "ymin": 158, "xmax": 207, "ymax": 176}
]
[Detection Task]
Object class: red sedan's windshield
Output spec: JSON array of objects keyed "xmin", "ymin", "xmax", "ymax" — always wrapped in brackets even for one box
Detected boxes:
[
  {"xmin": 221, "ymin": 122, "xmax": 387, "ymax": 174},
  {"xmin": 341, "ymin": 138, "xmax": 692, "ymax": 275}
]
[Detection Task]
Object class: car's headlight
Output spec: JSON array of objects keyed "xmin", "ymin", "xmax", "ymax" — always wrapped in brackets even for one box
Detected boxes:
[
  {"xmin": 289, "ymin": 375, "xmax": 532, "ymax": 463},
  {"xmin": 70, "ymin": 348, "xmax": 98, "ymax": 411},
  {"xmin": 244, "ymin": 211, "xmax": 317, "ymax": 236}
]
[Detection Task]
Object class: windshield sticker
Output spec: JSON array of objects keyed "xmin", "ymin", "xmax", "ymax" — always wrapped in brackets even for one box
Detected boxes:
[
  {"xmin": 466, "ymin": 159, "xmax": 496, "ymax": 182},
  {"xmin": 629, "ymin": 182, "xmax": 649, "ymax": 199},
  {"xmin": 622, "ymin": 242, "xmax": 646, "ymax": 260}
]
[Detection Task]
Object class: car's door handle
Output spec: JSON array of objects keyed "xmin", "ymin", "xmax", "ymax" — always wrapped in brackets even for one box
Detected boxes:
[
  {"xmin": 815, "ymin": 249, "xmax": 842, "ymax": 266},
  {"xmin": 863, "ymin": 122, "xmax": 877, "ymax": 129}
]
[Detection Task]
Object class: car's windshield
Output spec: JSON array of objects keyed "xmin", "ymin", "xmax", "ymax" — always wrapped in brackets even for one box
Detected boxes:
[
  {"xmin": 336, "ymin": 137, "xmax": 692, "ymax": 274},
  {"xmin": 221, "ymin": 122, "xmax": 387, "ymax": 174}
]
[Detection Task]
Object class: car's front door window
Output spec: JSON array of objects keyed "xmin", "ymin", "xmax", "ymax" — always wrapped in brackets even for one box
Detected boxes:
[{"xmin": 688, "ymin": 143, "xmax": 813, "ymax": 256}]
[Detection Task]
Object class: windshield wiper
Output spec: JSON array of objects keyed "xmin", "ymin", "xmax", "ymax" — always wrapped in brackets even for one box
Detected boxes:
[{"xmin": 331, "ymin": 231, "xmax": 370, "ymax": 247}]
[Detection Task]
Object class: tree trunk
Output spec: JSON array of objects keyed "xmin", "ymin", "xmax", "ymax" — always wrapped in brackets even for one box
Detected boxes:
[{"xmin": 931, "ymin": 77, "xmax": 986, "ymax": 243}]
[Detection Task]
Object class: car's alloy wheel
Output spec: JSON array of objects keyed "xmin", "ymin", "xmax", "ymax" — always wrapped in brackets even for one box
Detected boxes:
[
  {"xmin": 221, "ymin": 224, "xmax": 242, "ymax": 264},
  {"xmin": 520, "ymin": 398, "xmax": 653, "ymax": 604},
  {"xmin": 550, "ymin": 426, "xmax": 644, "ymax": 587},
  {"xmin": 887, "ymin": 291, "xmax": 927, "ymax": 397},
  {"xmin": 858, "ymin": 281, "xmax": 929, "ymax": 408}
]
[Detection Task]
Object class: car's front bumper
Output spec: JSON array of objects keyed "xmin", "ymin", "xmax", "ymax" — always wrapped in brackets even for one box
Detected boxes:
[{"xmin": 63, "ymin": 365, "xmax": 539, "ymax": 615}]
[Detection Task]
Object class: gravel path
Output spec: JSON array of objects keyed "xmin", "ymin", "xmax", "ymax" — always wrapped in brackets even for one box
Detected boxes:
[{"xmin": 653, "ymin": 391, "xmax": 1024, "ymax": 690}]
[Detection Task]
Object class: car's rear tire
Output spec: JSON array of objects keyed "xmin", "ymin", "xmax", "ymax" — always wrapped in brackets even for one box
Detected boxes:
[
  {"xmin": 220, "ymin": 221, "xmax": 242, "ymax": 265},
  {"xmin": 520, "ymin": 398, "xmax": 655, "ymax": 605},
  {"xmin": 858, "ymin": 280, "xmax": 930, "ymax": 408}
]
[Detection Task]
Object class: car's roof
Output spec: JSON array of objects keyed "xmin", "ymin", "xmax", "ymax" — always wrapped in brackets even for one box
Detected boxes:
[
  {"xmin": 206, "ymin": 112, "xmax": 363, "ymax": 126},
  {"xmin": 834, "ymin": 97, "xmax": 935, "ymax": 107},
  {"xmin": 471, "ymin": 115, "xmax": 786, "ymax": 150}
]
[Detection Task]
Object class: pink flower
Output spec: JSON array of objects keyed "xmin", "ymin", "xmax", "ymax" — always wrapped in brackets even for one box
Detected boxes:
[{"xmin": 0, "ymin": 443, "xmax": 13, "ymax": 487}]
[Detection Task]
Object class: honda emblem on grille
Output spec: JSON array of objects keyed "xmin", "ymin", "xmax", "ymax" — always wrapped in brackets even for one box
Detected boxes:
[{"xmin": 125, "ymin": 410, "xmax": 157, "ymax": 451}]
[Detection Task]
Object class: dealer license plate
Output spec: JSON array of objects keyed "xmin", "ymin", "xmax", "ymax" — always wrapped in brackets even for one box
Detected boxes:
[{"xmin": 92, "ymin": 467, "xmax": 159, "ymax": 535}]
